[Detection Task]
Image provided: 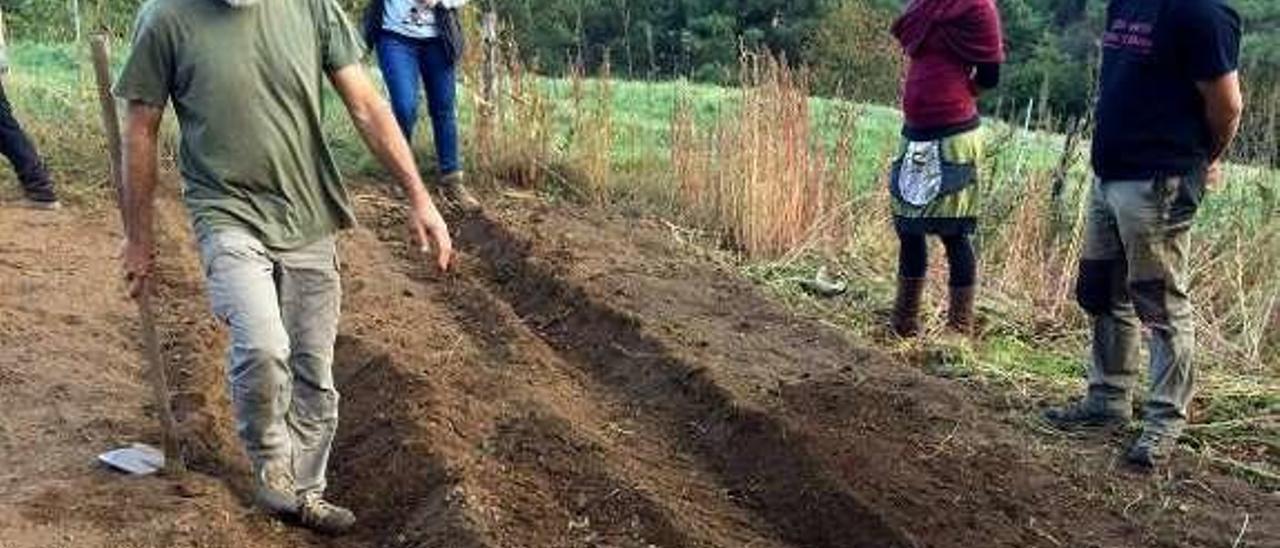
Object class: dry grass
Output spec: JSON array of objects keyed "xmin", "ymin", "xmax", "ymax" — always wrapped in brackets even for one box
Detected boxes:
[
  {"xmin": 565, "ymin": 59, "xmax": 614, "ymax": 203},
  {"xmin": 478, "ymin": 47, "xmax": 557, "ymax": 190},
  {"xmin": 462, "ymin": 27, "xmax": 614, "ymax": 203},
  {"xmin": 670, "ymin": 52, "xmax": 854, "ymax": 259}
]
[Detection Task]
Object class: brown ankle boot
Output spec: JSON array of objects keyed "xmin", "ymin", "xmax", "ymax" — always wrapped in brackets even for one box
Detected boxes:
[
  {"xmin": 947, "ymin": 285, "xmax": 977, "ymax": 335},
  {"xmin": 891, "ymin": 277, "xmax": 926, "ymax": 337},
  {"xmin": 440, "ymin": 172, "xmax": 482, "ymax": 213}
]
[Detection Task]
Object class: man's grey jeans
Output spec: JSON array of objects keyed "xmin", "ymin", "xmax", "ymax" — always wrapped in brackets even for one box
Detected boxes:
[
  {"xmin": 1075, "ymin": 175, "xmax": 1204, "ymax": 436},
  {"xmin": 197, "ymin": 227, "xmax": 341, "ymax": 499}
]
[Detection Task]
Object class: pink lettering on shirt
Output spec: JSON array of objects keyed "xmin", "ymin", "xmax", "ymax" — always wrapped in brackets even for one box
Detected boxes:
[{"xmin": 1104, "ymin": 17, "xmax": 1155, "ymax": 55}]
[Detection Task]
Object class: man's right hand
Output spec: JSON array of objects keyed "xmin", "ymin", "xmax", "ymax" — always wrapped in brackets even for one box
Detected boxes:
[
  {"xmin": 121, "ymin": 101, "xmax": 165, "ymax": 300},
  {"xmin": 121, "ymin": 238, "xmax": 154, "ymax": 299}
]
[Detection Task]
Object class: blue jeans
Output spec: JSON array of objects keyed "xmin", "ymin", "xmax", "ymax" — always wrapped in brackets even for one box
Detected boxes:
[{"xmin": 376, "ymin": 32, "xmax": 461, "ymax": 177}]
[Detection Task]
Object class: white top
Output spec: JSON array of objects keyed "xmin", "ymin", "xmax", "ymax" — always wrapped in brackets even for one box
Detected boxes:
[
  {"xmin": 0, "ymin": 8, "xmax": 8, "ymax": 73},
  {"xmin": 383, "ymin": 0, "xmax": 469, "ymax": 40}
]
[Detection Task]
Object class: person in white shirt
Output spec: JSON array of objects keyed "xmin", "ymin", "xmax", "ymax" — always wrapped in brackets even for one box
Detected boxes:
[{"xmin": 362, "ymin": 0, "xmax": 479, "ymax": 212}]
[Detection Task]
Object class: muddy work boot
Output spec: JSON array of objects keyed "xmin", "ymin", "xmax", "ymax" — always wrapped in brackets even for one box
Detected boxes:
[
  {"xmin": 253, "ymin": 464, "xmax": 298, "ymax": 516},
  {"xmin": 1125, "ymin": 428, "xmax": 1180, "ymax": 470},
  {"xmin": 946, "ymin": 285, "xmax": 977, "ymax": 335},
  {"xmin": 1041, "ymin": 398, "xmax": 1130, "ymax": 431},
  {"xmin": 439, "ymin": 172, "xmax": 481, "ymax": 214},
  {"xmin": 890, "ymin": 277, "xmax": 926, "ymax": 338},
  {"xmin": 298, "ymin": 493, "xmax": 356, "ymax": 536}
]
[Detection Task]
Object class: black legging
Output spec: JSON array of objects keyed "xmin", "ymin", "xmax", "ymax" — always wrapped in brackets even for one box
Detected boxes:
[{"xmin": 897, "ymin": 233, "xmax": 977, "ymax": 287}]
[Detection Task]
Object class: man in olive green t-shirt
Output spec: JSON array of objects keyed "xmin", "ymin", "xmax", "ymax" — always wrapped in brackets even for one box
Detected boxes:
[{"xmin": 115, "ymin": 0, "xmax": 454, "ymax": 535}]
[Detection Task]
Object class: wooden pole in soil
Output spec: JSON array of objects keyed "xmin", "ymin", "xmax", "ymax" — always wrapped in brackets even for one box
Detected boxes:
[
  {"xmin": 89, "ymin": 34, "xmax": 186, "ymax": 477},
  {"xmin": 478, "ymin": 11, "xmax": 498, "ymax": 172}
]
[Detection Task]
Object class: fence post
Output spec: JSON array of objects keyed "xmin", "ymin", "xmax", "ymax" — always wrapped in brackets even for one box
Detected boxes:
[
  {"xmin": 71, "ymin": 0, "xmax": 82, "ymax": 42},
  {"xmin": 477, "ymin": 11, "xmax": 498, "ymax": 171}
]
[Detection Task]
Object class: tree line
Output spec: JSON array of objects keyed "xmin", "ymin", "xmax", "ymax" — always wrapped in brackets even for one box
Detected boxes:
[{"xmin": 4, "ymin": 0, "xmax": 1276, "ymax": 162}]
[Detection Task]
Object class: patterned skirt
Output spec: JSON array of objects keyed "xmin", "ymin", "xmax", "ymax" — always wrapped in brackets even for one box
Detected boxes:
[{"xmin": 889, "ymin": 126, "xmax": 985, "ymax": 236}]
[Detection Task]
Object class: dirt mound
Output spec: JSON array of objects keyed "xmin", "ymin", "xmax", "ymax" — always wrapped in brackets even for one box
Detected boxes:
[{"xmin": 1, "ymin": 187, "xmax": 1275, "ymax": 548}]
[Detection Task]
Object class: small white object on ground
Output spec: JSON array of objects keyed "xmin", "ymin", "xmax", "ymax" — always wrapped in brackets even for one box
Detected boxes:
[
  {"xmin": 797, "ymin": 267, "xmax": 848, "ymax": 298},
  {"xmin": 97, "ymin": 443, "xmax": 165, "ymax": 476}
]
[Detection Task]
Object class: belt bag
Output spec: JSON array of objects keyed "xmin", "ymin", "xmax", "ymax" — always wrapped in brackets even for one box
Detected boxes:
[
  {"xmin": 890, "ymin": 140, "xmax": 977, "ymax": 207},
  {"xmin": 435, "ymin": 6, "xmax": 466, "ymax": 66}
]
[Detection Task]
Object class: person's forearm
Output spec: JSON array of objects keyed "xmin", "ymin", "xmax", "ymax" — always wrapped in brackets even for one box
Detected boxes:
[
  {"xmin": 1198, "ymin": 72, "xmax": 1244, "ymax": 164},
  {"xmin": 122, "ymin": 122, "xmax": 159, "ymax": 246},
  {"xmin": 1205, "ymin": 102, "xmax": 1242, "ymax": 164},
  {"xmin": 348, "ymin": 96, "xmax": 433, "ymax": 204}
]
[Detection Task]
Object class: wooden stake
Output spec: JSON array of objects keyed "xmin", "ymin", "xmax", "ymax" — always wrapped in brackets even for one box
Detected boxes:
[
  {"xmin": 89, "ymin": 34, "xmax": 186, "ymax": 477},
  {"xmin": 478, "ymin": 11, "xmax": 498, "ymax": 170}
]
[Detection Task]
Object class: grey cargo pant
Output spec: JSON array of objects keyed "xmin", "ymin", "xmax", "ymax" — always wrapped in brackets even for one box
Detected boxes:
[
  {"xmin": 1075, "ymin": 176, "xmax": 1203, "ymax": 435},
  {"xmin": 197, "ymin": 227, "xmax": 341, "ymax": 498}
]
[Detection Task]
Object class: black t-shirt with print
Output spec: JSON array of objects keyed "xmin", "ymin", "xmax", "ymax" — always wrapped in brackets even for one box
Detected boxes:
[{"xmin": 1092, "ymin": 0, "xmax": 1241, "ymax": 180}]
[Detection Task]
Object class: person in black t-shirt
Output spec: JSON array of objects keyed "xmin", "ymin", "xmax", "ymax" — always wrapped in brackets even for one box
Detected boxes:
[{"xmin": 1042, "ymin": 0, "xmax": 1243, "ymax": 470}]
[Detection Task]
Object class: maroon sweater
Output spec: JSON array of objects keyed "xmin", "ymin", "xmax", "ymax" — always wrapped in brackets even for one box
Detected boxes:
[{"xmin": 892, "ymin": 0, "xmax": 1005, "ymax": 132}]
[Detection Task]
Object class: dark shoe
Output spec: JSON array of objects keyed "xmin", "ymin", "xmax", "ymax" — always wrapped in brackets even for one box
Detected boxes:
[
  {"xmin": 1125, "ymin": 428, "xmax": 1179, "ymax": 470},
  {"xmin": 1041, "ymin": 399, "xmax": 1130, "ymax": 431},
  {"xmin": 946, "ymin": 285, "xmax": 976, "ymax": 335},
  {"xmin": 299, "ymin": 494, "xmax": 356, "ymax": 536},
  {"xmin": 24, "ymin": 198, "xmax": 62, "ymax": 211},
  {"xmin": 891, "ymin": 277, "xmax": 926, "ymax": 337},
  {"xmin": 23, "ymin": 188, "xmax": 61, "ymax": 211},
  {"xmin": 439, "ymin": 172, "xmax": 481, "ymax": 213}
]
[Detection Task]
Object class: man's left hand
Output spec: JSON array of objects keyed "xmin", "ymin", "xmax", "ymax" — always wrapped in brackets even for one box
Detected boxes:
[
  {"xmin": 1206, "ymin": 161, "xmax": 1224, "ymax": 190},
  {"xmin": 409, "ymin": 196, "xmax": 454, "ymax": 273}
]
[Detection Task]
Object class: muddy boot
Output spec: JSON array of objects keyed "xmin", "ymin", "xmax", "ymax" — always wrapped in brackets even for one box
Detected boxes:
[
  {"xmin": 253, "ymin": 463, "xmax": 298, "ymax": 516},
  {"xmin": 890, "ymin": 277, "xmax": 926, "ymax": 338},
  {"xmin": 439, "ymin": 172, "xmax": 481, "ymax": 214},
  {"xmin": 298, "ymin": 493, "xmax": 356, "ymax": 536},
  {"xmin": 946, "ymin": 285, "xmax": 977, "ymax": 335}
]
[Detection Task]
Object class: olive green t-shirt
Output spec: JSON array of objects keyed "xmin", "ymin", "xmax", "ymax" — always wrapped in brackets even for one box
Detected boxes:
[{"xmin": 114, "ymin": 0, "xmax": 364, "ymax": 250}]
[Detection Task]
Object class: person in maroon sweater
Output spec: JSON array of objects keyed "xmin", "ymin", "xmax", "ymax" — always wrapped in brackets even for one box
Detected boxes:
[{"xmin": 887, "ymin": 0, "xmax": 1004, "ymax": 337}]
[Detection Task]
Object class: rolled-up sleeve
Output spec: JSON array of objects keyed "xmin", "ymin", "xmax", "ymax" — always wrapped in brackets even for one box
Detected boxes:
[
  {"xmin": 319, "ymin": 0, "xmax": 366, "ymax": 73},
  {"xmin": 113, "ymin": 5, "xmax": 175, "ymax": 106}
]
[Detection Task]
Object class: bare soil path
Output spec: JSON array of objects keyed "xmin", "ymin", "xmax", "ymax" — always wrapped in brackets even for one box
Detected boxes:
[{"xmin": 0, "ymin": 186, "xmax": 1275, "ymax": 548}]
